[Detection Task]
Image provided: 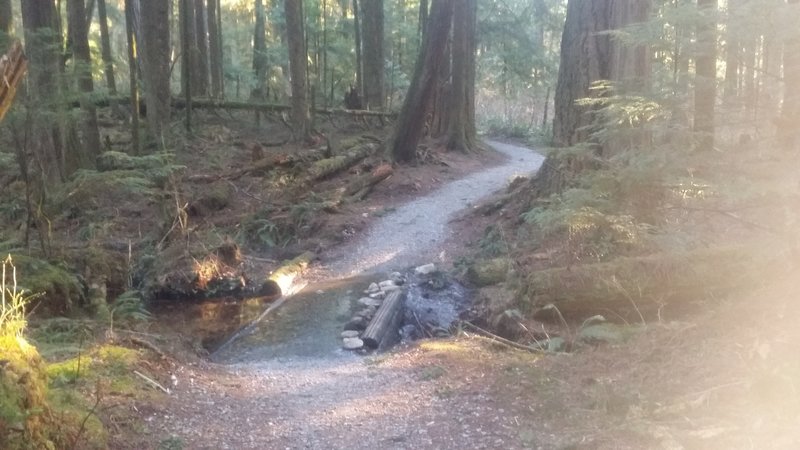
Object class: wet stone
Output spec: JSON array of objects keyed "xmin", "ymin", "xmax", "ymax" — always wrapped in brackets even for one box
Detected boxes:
[
  {"xmin": 390, "ymin": 272, "xmax": 405, "ymax": 285},
  {"xmin": 342, "ymin": 337, "xmax": 364, "ymax": 350},
  {"xmin": 358, "ymin": 297, "xmax": 382, "ymax": 307},
  {"xmin": 341, "ymin": 330, "xmax": 360, "ymax": 339},
  {"xmin": 378, "ymin": 280, "xmax": 397, "ymax": 289},
  {"xmin": 415, "ymin": 263, "xmax": 437, "ymax": 275},
  {"xmin": 344, "ymin": 317, "xmax": 368, "ymax": 331}
]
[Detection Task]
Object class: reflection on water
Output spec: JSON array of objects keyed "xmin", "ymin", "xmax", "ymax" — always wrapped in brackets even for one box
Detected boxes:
[
  {"xmin": 210, "ymin": 275, "xmax": 378, "ymax": 363},
  {"xmin": 154, "ymin": 271, "xmax": 473, "ymax": 364},
  {"xmin": 151, "ymin": 295, "xmax": 280, "ymax": 351}
]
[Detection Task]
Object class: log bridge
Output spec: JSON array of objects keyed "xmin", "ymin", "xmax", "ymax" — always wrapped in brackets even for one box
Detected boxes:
[{"xmin": 362, "ymin": 289, "xmax": 406, "ymax": 350}]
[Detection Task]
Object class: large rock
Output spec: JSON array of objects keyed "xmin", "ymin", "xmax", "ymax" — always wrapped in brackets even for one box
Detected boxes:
[
  {"xmin": 466, "ymin": 258, "xmax": 512, "ymax": 287},
  {"xmin": 415, "ymin": 263, "xmax": 437, "ymax": 275},
  {"xmin": 342, "ymin": 337, "xmax": 364, "ymax": 350}
]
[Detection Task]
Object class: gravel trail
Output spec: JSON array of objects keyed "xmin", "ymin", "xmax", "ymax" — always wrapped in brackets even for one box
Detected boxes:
[
  {"xmin": 151, "ymin": 141, "xmax": 544, "ymax": 449},
  {"xmin": 328, "ymin": 140, "xmax": 544, "ymax": 276}
]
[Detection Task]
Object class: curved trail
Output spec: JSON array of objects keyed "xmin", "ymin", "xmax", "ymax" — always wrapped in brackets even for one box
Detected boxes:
[
  {"xmin": 151, "ymin": 141, "xmax": 544, "ymax": 449},
  {"xmin": 328, "ymin": 140, "xmax": 545, "ymax": 276}
]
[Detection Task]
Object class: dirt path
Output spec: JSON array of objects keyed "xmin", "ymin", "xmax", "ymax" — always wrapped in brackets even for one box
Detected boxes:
[
  {"xmin": 145, "ymin": 142, "xmax": 545, "ymax": 449},
  {"xmin": 325, "ymin": 141, "xmax": 544, "ymax": 276}
]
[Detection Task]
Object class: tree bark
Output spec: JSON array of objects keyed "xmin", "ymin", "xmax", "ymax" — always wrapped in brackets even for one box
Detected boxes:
[
  {"xmin": 284, "ymin": 0, "xmax": 310, "ymax": 141},
  {"xmin": 194, "ymin": 0, "xmax": 209, "ymax": 96},
  {"xmin": 780, "ymin": 0, "xmax": 800, "ymax": 147},
  {"xmin": 124, "ymin": 0, "xmax": 140, "ymax": 154},
  {"xmin": 207, "ymin": 0, "xmax": 223, "ymax": 98},
  {"xmin": 724, "ymin": 0, "xmax": 740, "ymax": 102},
  {"xmin": 552, "ymin": 0, "xmax": 613, "ymax": 148},
  {"xmin": 181, "ymin": 0, "xmax": 193, "ymax": 131},
  {"xmin": 361, "ymin": 0, "xmax": 384, "ymax": 109},
  {"xmin": 140, "ymin": 0, "xmax": 172, "ymax": 148},
  {"xmin": 97, "ymin": 0, "xmax": 118, "ymax": 96},
  {"xmin": 445, "ymin": 0, "xmax": 477, "ymax": 152},
  {"xmin": 390, "ymin": 0, "xmax": 455, "ymax": 162},
  {"xmin": 253, "ymin": 0, "xmax": 267, "ymax": 99},
  {"xmin": 353, "ymin": 0, "xmax": 363, "ymax": 97},
  {"xmin": 694, "ymin": 0, "xmax": 717, "ymax": 151},
  {"xmin": 538, "ymin": 0, "xmax": 651, "ymax": 197},
  {"xmin": 22, "ymin": 0, "xmax": 67, "ymax": 183},
  {"xmin": 0, "ymin": 0, "xmax": 11, "ymax": 51},
  {"xmin": 67, "ymin": 0, "xmax": 102, "ymax": 168}
]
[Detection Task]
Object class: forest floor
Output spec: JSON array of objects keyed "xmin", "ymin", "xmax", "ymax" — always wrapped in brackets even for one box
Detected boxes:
[
  {"xmin": 4, "ymin": 111, "xmax": 797, "ymax": 449},
  {"xmin": 126, "ymin": 138, "xmax": 797, "ymax": 449}
]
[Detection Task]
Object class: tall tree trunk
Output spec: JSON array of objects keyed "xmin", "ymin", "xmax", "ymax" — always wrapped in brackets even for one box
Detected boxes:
[
  {"xmin": 361, "ymin": 0, "xmax": 384, "ymax": 109},
  {"xmin": 0, "ymin": 0, "xmax": 11, "ymax": 51},
  {"xmin": 724, "ymin": 0, "xmax": 740, "ymax": 102},
  {"xmin": 194, "ymin": 0, "xmax": 209, "ymax": 96},
  {"xmin": 694, "ymin": 0, "xmax": 717, "ymax": 151},
  {"xmin": 207, "ymin": 0, "xmax": 223, "ymax": 98},
  {"xmin": 97, "ymin": 0, "xmax": 118, "ymax": 96},
  {"xmin": 445, "ymin": 0, "xmax": 477, "ymax": 152},
  {"xmin": 67, "ymin": 0, "xmax": 101, "ymax": 169},
  {"xmin": 418, "ymin": 0, "xmax": 428, "ymax": 40},
  {"xmin": 180, "ymin": 0, "xmax": 196, "ymax": 96},
  {"xmin": 181, "ymin": 0, "xmax": 193, "ymax": 131},
  {"xmin": 552, "ymin": 0, "xmax": 613, "ymax": 147},
  {"xmin": 124, "ymin": 0, "xmax": 140, "ymax": 154},
  {"xmin": 140, "ymin": 0, "xmax": 171, "ymax": 148},
  {"xmin": 539, "ymin": 0, "xmax": 652, "ymax": 196},
  {"xmin": 353, "ymin": 0, "xmax": 363, "ymax": 96},
  {"xmin": 779, "ymin": 0, "xmax": 800, "ymax": 147},
  {"xmin": 253, "ymin": 0, "xmax": 267, "ymax": 98},
  {"xmin": 284, "ymin": 0, "xmax": 310, "ymax": 141},
  {"xmin": 22, "ymin": 0, "xmax": 66, "ymax": 183},
  {"xmin": 390, "ymin": 0, "xmax": 455, "ymax": 162}
]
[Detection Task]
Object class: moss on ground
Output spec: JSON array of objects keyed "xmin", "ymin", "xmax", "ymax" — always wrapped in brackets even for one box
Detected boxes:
[
  {"xmin": 0, "ymin": 336, "xmax": 67, "ymax": 450},
  {"xmin": 9, "ymin": 254, "xmax": 84, "ymax": 315}
]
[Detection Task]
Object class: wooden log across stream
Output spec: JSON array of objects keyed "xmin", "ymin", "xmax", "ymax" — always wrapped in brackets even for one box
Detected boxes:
[{"xmin": 362, "ymin": 289, "xmax": 406, "ymax": 350}]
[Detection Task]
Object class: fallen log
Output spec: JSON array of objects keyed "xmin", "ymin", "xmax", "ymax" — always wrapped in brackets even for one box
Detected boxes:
[
  {"xmin": 308, "ymin": 142, "xmax": 379, "ymax": 181},
  {"xmin": 0, "ymin": 40, "xmax": 28, "ymax": 122},
  {"xmin": 267, "ymin": 251, "xmax": 316, "ymax": 293},
  {"xmin": 344, "ymin": 163, "xmax": 393, "ymax": 200},
  {"xmin": 76, "ymin": 95, "xmax": 397, "ymax": 118},
  {"xmin": 518, "ymin": 246, "xmax": 761, "ymax": 321},
  {"xmin": 362, "ymin": 289, "xmax": 406, "ymax": 350},
  {"xmin": 186, "ymin": 145, "xmax": 331, "ymax": 183},
  {"xmin": 230, "ymin": 145, "xmax": 331, "ymax": 180}
]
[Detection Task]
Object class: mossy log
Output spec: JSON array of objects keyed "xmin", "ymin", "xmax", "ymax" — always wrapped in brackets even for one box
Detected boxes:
[
  {"xmin": 362, "ymin": 290, "xmax": 405, "ymax": 350},
  {"xmin": 96, "ymin": 151, "xmax": 172, "ymax": 171},
  {"xmin": 467, "ymin": 258, "xmax": 513, "ymax": 287},
  {"xmin": 226, "ymin": 145, "xmax": 331, "ymax": 181},
  {"xmin": 517, "ymin": 247, "xmax": 758, "ymax": 321},
  {"xmin": 343, "ymin": 164, "xmax": 394, "ymax": 199},
  {"xmin": 308, "ymin": 142, "xmax": 380, "ymax": 181},
  {"xmin": 172, "ymin": 98, "xmax": 397, "ymax": 118},
  {"xmin": 267, "ymin": 251, "xmax": 316, "ymax": 292}
]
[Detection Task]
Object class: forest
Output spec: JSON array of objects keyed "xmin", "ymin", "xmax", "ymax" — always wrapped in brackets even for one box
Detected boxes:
[{"xmin": 1, "ymin": 0, "xmax": 799, "ymax": 448}]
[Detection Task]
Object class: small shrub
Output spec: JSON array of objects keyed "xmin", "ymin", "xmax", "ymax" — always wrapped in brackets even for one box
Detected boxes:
[{"xmin": 1, "ymin": 255, "xmax": 30, "ymax": 338}]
